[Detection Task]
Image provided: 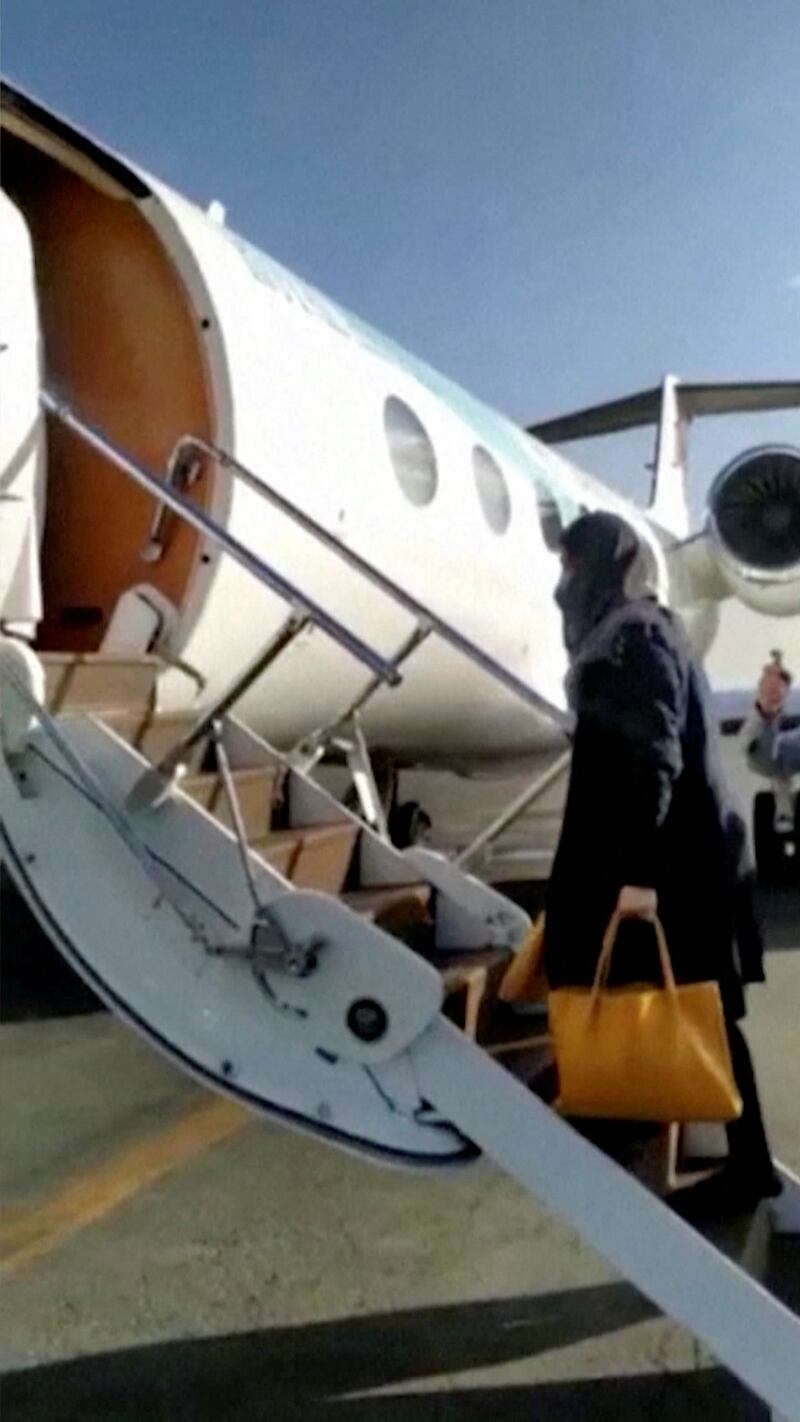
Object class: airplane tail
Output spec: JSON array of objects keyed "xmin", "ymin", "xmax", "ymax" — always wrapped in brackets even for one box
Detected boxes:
[{"xmin": 529, "ymin": 376, "xmax": 800, "ymax": 540}]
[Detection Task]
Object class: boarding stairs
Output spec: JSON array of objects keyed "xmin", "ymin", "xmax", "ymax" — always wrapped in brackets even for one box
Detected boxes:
[{"xmin": 1, "ymin": 393, "xmax": 799, "ymax": 1418}]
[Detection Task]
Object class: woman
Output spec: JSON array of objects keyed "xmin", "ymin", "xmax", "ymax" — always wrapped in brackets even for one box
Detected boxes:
[{"xmin": 544, "ymin": 510, "xmax": 779, "ymax": 1210}]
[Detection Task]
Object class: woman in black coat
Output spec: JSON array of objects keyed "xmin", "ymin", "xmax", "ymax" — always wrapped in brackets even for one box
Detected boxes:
[{"xmin": 544, "ymin": 511, "xmax": 779, "ymax": 1209}]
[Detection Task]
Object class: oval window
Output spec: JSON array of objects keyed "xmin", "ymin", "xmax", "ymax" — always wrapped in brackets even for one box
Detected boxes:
[
  {"xmin": 473, "ymin": 447, "xmax": 511, "ymax": 534},
  {"xmin": 384, "ymin": 396, "xmax": 438, "ymax": 507}
]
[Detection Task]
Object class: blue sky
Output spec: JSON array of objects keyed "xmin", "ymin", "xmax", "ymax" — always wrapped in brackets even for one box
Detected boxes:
[{"xmin": 3, "ymin": 0, "xmax": 798, "ymax": 509}]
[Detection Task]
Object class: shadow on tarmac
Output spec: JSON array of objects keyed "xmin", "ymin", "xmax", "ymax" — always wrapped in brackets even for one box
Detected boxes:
[
  {"xmin": 0, "ymin": 871, "xmax": 101, "ymax": 1022},
  {"xmin": 2, "ymin": 1283, "xmax": 764, "ymax": 1421}
]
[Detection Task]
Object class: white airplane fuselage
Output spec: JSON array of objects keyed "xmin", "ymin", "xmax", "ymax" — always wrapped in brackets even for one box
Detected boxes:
[{"xmin": 127, "ymin": 182, "xmax": 663, "ymax": 761}]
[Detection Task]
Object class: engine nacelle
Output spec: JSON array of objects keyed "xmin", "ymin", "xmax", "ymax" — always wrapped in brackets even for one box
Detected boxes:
[{"xmin": 707, "ymin": 445, "xmax": 800, "ymax": 616}]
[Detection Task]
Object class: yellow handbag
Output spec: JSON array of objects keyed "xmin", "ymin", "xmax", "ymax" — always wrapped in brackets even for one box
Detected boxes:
[
  {"xmin": 498, "ymin": 912, "xmax": 548, "ymax": 1004},
  {"xmin": 549, "ymin": 912, "xmax": 743, "ymax": 1123}
]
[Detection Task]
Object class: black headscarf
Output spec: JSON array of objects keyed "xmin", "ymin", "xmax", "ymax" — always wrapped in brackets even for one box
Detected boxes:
[{"xmin": 555, "ymin": 511, "xmax": 640, "ymax": 655}]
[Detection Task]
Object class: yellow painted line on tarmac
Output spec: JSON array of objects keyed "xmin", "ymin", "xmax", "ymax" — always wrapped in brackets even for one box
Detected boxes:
[{"xmin": 0, "ymin": 1097, "xmax": 249, "ymax": 1278}]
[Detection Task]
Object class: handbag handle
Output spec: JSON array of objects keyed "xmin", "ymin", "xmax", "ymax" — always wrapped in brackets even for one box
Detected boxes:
[{"xmin": 590, "ymin": 910, "xmax": 677, "ymax": 1008}]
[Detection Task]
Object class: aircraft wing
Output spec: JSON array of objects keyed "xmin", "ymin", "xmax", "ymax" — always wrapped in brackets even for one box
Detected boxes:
[{"xmin": 529, "ymin": 380, "xmax": 800, "ymax": 444}]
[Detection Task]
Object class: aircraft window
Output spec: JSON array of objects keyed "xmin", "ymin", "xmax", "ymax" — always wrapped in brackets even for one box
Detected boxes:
[
  {"xmin": 384, "ymin": 396, "xmax": 438, "ymax": 507},
  {"xmin": 535, "ymin": 479, "xmax": 565, "ymax": 551},
  {"xmin": 472, "ymin": 447, "xmax": 511, "ymax": 534}
]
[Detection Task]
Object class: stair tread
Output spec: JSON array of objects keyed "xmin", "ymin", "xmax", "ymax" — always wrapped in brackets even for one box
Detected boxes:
[
  {"xmin": 250, "ymin": 829, "xmax": 304, "ymax": 849},
  {"xmin": 344, "ymin": 884, "xmax": 432, "ymax": 913},
  {"xmin": 138, "ymin": 710, "xmax": 198, "ymax": 726},
  {"xmin": 40, "ymin": 652, "xmax": 161, "ymax": 665},
  {"xmin": 250, "ymin": 844, "xmax": 299, "ymax": 879},
  {"xmin": 249, "ymin": 822, "xmax": 358, "ymax": 895},
  {"xmin": 86, "ymin": 709, "xmax": 207, "ymax": 771},
  {"xmin": 431, "ymin": 945, "xmax": 511, "ymax": 984},
  {"xmin": 180, "ymin": 765, "xmax": 279, "ymax": 838},
  {"xmin": 182, "ymin": 767, "xmax": 276, "ymax": 789},
  {"xmin": 92, "ymin": 708, "xmax": 197, "ymax": 730},
  {"xmin": 252, "ymin": 823, "xmax": 355, "ymax": 845},
  {"xmin": 45, "ymin": 653, "xmax": 160, "ymax": 715}
]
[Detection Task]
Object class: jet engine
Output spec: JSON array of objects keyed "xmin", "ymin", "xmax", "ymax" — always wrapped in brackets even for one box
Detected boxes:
[{"xmin": 706, "ymin": 445, "xmax": 800, "ymax": 615}]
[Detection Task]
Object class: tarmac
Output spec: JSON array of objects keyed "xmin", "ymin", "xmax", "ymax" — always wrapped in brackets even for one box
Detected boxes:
[{"xmin": 0, "ymin": 863, "xmax": 798, "ymax": 1421}]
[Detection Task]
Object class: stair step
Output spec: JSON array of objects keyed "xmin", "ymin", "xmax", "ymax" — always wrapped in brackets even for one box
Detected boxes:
[
  {"xmin": 250, "ymin": 832, "xmax": 304, "ymax": 879},
  {"xmin": 43, "ymin": 653, "xmax": 158, "ymax": 716},
  {"xmin": 251, "ymin": 824, "xmax": 359, "ymax": 895},
  {"xmin": 432, "ymin": 946, "xmax": 511, "ymax": 991},
  {"xmin": 137, "ymin": 712, "xmax": 206, "ymax": 768},
  {"xmin": 344, "ymin": 884, "xmax": 432, "ymax": 919},
  {"xmin": 430, "ymin": 946, "xmax": 511, "ymax": 1041},
  {"xmin": 290, "ymin": 824, "xmax": 359, "ymax": 894},
  {"xmin": 345, "ymin": 884, "xmax": 435, "ymax": 954},
  {"xmin": 82, "ymin": 708, "xmax": 208, "ymax": 773},
  {"xmin": 181, "ymin": 767, "xmax": 279, "ymax": 840}
]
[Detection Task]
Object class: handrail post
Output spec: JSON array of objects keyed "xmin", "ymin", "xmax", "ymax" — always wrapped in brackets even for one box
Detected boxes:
[
  {"xmin": 290, "ymin": 621, "xmax": 433, "ymax": 772},
  {"xmin": 455, "ymin": 750, "xmax": 571, "ymax": 870},
  {"xmin": 141, "ymin": 446, "xmax": 203, "ymax": 563},
  {"xmin": 211, "ymin": 718, "xmax": 263, "ymax": 910},
  {"xmin": 127, "ymin": 611, "xmax": 310, "ymax": 811}
]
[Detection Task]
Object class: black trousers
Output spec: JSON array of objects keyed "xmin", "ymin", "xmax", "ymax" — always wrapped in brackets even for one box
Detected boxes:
[{"xmin": 726, "ymin": 1021, "xmax": 775, "ymax": 1178}]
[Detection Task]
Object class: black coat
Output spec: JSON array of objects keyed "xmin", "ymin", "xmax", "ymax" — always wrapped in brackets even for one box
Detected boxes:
[{"xmin": 544, "ymin": 601, "xmax": 762, "ymax": 1020}]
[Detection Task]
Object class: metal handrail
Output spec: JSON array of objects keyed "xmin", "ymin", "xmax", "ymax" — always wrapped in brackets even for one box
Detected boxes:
[
  {"xmin": 125, "ymin": 610, "xmax": 313, "ymax": 812},
  {"xmin": 165, "ymin": 433, "xmax": 570, "ymax": 730},
  {"xmin": 40, "ymin": 391, "xmax": 400, "ymax": 689},
  {"xmin": 41, "ymin": 391, "xmax": 572, "ymax": 858},
  {"xmin": 291, "ymin": 621, "xmax": 433, "ymax": 768},
  {"xmin": 455, "ymin": 749, "xmax": 571, "ymax": 867}
]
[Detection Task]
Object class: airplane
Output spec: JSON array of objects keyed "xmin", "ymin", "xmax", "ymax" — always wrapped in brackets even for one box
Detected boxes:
[
  {"xmin": 2, "ymin": 81, "xmax": 799, "ymax": 858},
  {"xmin": 3, "ymin": 79, "xmax": 800, "ymax": 1415}
]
